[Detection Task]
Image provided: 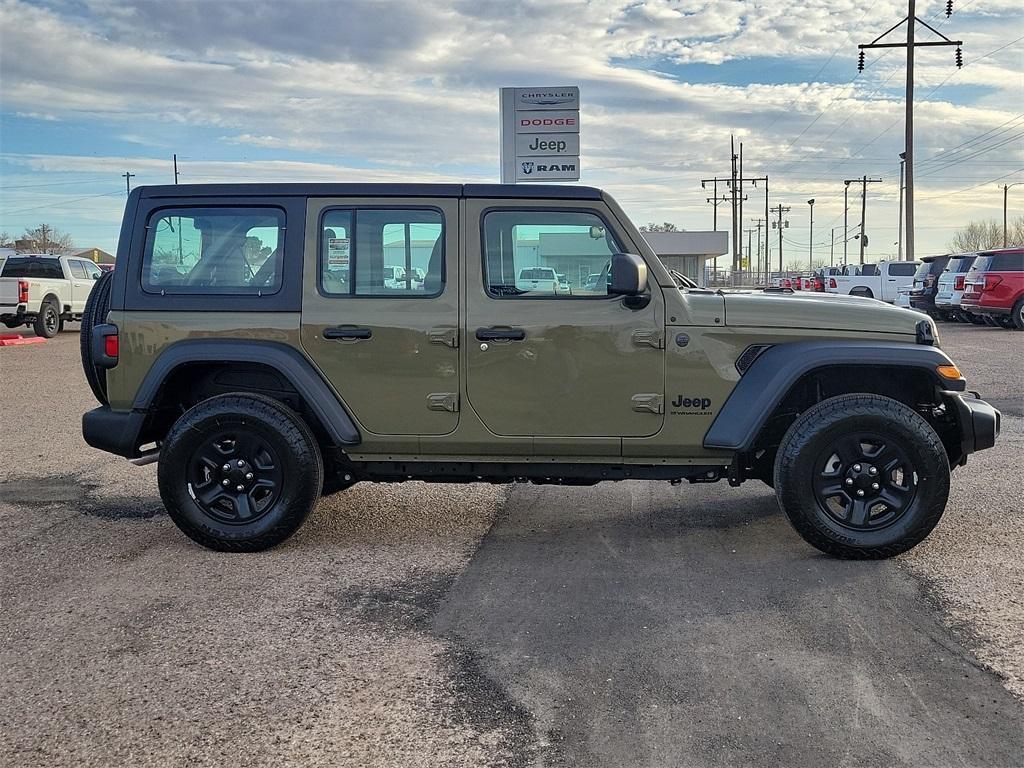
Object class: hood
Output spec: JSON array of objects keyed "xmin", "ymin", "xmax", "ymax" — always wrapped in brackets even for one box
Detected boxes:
[{"xmin": 720, "ymin": 290, "xmax": 928, "ymax": 337}]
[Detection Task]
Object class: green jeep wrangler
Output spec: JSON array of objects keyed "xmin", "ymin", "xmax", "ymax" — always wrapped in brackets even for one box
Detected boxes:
[{"xmin": 81, "ymin": 183, "xmax": 999, "ymax": 557}]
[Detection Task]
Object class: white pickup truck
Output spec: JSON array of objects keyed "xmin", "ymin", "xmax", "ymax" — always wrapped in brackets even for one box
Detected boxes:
[
  {"xmin": 824, "ymin": 260, "xmax": 920, "ymax": 303},
  {"xmin": 0, "ymin": 253, "xmax": 104, "ymax": 337}
]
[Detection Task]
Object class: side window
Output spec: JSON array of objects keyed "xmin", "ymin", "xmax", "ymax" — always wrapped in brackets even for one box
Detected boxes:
[
  {"xmin": 83, "ymin": 261, "xmax": 102, "ymax": 279},
  {"xmin": 889, "ymin": 262, "xmax": 917, "ymax": 276},
  {"xmin": 482, "ymin": 210, "xmax": 621, "ymax": 298},
  {"xmin": 68, "ymin": 260, "xmax": 88, "ymax": 279},
  {"xmin": 320, "ymin": 208, "xmax": 443, "ymax": 297},
  {"xmin": 142, "ymin": 207, "xmax": 284, "ymax": 294}
]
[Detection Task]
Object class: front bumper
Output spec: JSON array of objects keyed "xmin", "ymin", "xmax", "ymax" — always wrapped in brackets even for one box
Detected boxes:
[
  {"xmin": 948, "ymin": 392, "xmax": 1000, "ymax": 463},
  {"xmin": 82, "ymin": 406, "xmax": 147, "ymax": 458}
]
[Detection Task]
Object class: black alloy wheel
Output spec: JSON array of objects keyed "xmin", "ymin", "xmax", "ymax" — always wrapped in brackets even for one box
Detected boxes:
[
  {"xmin": 189, "ymin": 427, "xmax": 284, "ymax": 524},
  {"xmin": 34, "ymin": 301, "xmax": 60, "ymax": 338},
  {"xmin": 158, "ymin": 393, "xmax": 323, "ymax": 551},
  {"xmin": 811, "ymin": 434, "xmax": 917, "ymax": 531},
  {"xmin": 774, "ymin": 393, "xmax": 949, "ymax": 559}
]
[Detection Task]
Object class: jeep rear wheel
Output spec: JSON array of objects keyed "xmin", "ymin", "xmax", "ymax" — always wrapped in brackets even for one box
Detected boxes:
[
  {"xmin": 774, "ymin": 394, "xmax": 949, "ymax": 559},
  {"xmin": 158, "ymin": 393, "xmax": 323, "ymax": 552}
]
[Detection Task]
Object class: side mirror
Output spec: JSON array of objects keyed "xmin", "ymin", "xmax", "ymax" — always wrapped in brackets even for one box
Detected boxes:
[{"xmin": 608, "ymin": 253, "xmax": 648, "ymax": 296}]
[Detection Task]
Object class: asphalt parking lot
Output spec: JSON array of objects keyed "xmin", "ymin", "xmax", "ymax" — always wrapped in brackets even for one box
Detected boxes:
[{"xmin": 1, "ymin": 323, "xmax": 1021, "ymax": 767}]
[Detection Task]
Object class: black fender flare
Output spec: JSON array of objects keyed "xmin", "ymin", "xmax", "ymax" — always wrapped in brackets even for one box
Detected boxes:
[
  {"xmin": 702, "ymin": 340, "xmax": 964, "ymax": 452},
  {"xmin": 134, "ymin": 339, "xmax": 360, "ymax": 445}
]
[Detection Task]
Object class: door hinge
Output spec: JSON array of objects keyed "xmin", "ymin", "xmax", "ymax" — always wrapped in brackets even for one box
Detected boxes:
[
  {"xmin": 427, "ymin": 392, "xmax": 459, "ymax": 412},
  {"xmin": 631, "ymin": 329, "xmax": 664, "ymax": 349},
  {"xmin": 428, "ymin": 328, "xmax": 459, "ymax": 348},
  {"xmin": 631, "ymin": 394, "xmax": 664, "ymax": 414}
]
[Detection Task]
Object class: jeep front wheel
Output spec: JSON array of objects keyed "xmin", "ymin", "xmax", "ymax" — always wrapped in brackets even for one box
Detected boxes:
[
  {"xmin": 158, "ymin": 393, "xmax": 323, "ymax": 552},
  {"xmin": 773, "ymin": 394, "xmax": 949, "ymax": 559}
]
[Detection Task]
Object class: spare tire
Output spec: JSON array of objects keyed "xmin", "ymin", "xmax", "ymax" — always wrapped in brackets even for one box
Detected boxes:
[{"xmin": 80, "ymin": 270, "xmax": 114, "ymax": 405}]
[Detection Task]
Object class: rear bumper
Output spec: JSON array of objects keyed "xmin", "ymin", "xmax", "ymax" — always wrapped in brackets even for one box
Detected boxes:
[
  {"xmin": 948, "ymin": 392, "xmax": 1000, "ymax": 463},
  {"xmin": 968, "ymin": 305, "xmax": 1010, "ymax": 316},
  {"xmin": 82, "ymin": 406, "xmax": 147, "ymax": 458}
]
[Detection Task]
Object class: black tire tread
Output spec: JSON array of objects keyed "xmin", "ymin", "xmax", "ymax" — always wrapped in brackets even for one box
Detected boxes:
[
  {"xmin": 1011, "ymin": 298, "xmax": 1024, "ymax": 331},
  {"xmin": 774, "ymin": 393, "xmax": 949, "ymax": 560},
  {"xmin": 80, "ymin": 270, "xmax": 114, "ymax": 405},
  {"xmin": 158, "ymin": 392, "xmax": 323, "ymax": 552},
  {"xmin": 33, "ymin": 298, "xmax": 60, "ymax": 339}
]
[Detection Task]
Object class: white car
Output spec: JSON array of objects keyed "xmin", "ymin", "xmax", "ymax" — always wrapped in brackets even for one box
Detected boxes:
[
  {"xmin": 825, "ymin": 260, "xmax": 920, "ymax": 303},
  {"xmin": 382, "ymin": 265, "xmax": 407, "ymax": 289},
  {"xmin": 934, "ymin": 253, "xmax": 977, "ymax": 321},
  {"xmin": 0, "ymin": 253, "xmax": 103, "ymax": 337},
  {"xmin": 516, "ymin": 267, "xmax": 561, "ymax": 294}
]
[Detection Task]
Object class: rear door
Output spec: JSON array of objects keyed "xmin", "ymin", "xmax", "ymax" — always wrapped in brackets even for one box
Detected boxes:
[
  {"xmin": 300, "ymin": 197, "xmax": 460, "ymax": 443},
  {"xmin": 463, "ymin": 199, "xmax": 665, "ymax": 443}
]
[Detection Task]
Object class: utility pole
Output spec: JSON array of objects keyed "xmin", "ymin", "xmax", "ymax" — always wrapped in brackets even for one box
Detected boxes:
[
  {"xmin": 122, "ymin": 171, "xmax": 135, "ymax": 194},
  {"xmin": 858, "ymin": 1, "xmax": 963, "ymax": 264},
  {"xmin": 745, "ymin": 228, "xmax": 754, "ymax": 278},
  {"xmin": 845, "ymin": 177, "xmax": 882, "ymax": 264},
  {"xmin": 807, "ymin": 199, "xmax": 816, "ymax": 271},
  {"xmin": 730, "ymin": 136, "xmax": 739, "ymax": 279},
  {"xmin": 897, "ymin": 152, "xmax": 906, "ymax": 259},
  {"xmin": 702, "ymin": 173, "xmax": 746, "ymax": 283},
  {"xmin": 753, "ymin": 218, "xmax": 765, "ymax": 285},
  {"xmin": 843, "ymin": 183, "xmax": 849, "ymax": 265},
  {"xmin": 173, "ymin": 154, "xmax": 179, "ymax": 184},
  {"xmin": 770, "ymin": 204, "xmax": 791, "ymax": 275},
  {"xmin": 831, "ymin": 226, "xmax": 841, "ymax": 266},
  {"xmin": 1004, "ymin": 182, "xmax": 1024, "ymax": 248},
  {"xmin": 738, "ymin": 143, "xmax": 744, "ymax": 275}
]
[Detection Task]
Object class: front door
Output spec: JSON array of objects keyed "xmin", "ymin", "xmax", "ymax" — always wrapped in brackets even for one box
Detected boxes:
[
  {"xmin": 463, "ymin": 201, "xmax": 665, "ymax": 440},
  {"xmin": 300, "ymin": 198, "xmax": 460, "ymax": 438},
  {"xmin": 68, "ymin": 259, "xmax": 98, "ymax": 313}
]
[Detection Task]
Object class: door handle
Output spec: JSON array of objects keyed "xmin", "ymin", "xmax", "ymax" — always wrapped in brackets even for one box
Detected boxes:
[
  {"xmin": 475, "ymin": 327, "xmax": 525, "ymax": 341},
  {"xmin": 323, "ymin": 326, "xmax": 372, "ymax": 340}
]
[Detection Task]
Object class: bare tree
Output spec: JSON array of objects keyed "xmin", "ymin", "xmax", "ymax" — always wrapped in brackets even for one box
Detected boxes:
[
  {"xmin": 948, "ymin": 217, "xmax": 1024, "ymax": 253},
  {"xmin": 639, "ymin": 222, "xmax": 681, "ymax": 232},
  {"xmin": 0, "ymin": 232, "xmax": 13, "ymax": 248},
  {"xmin": 21, "ymin": 224, "xmax": 75, "ymax": 254}
]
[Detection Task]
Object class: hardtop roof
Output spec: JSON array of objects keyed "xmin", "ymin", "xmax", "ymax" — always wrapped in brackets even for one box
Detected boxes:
[{"xmin": 136, "ymin": 183, "xmax": 604, "ymax": 200}]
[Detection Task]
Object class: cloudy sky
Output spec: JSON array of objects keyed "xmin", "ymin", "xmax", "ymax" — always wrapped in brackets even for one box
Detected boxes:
[{"xmin": 1, "ymin": 0, "xmax": 1022, "ymax": 262}]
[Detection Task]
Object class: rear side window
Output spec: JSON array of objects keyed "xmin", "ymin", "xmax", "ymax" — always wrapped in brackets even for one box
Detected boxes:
[
  {"xmin": 142, "ymin": 208, "xmax": 284, "ymax": 294},
  {"xmin": 978, "ymin": 252, "xmax": 1024, "ymax": 272},
  {"xmin": 68, "ymin": 260, "xmax": 89, "ymax": 279},
  {"xmin": 319, "ymin": 208, "xmax": 444, "ymax": 297},
  {"xmin": 0, "ymin": 257, "xmax": 64, "ymax": 279},
  {"xmin": 889, "ymin": 262, "xmax": 917, "ymax": 276}
]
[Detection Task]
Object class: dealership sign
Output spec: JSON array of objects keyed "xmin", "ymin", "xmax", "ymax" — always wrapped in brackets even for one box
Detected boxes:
[{"xmin": 500, "ymin": 86, "xmax": 580, "ymax": 182}]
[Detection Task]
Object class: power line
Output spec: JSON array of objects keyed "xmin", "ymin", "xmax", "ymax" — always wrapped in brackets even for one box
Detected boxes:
[{"xmin": 0, "ymin": 190, "xmax": 124, "ymax": 217}]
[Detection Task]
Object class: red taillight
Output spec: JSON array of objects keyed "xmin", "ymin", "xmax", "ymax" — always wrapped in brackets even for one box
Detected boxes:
[
  {"xmin": 829, "ymin": 278, "xmax": 837, "ymax": 288},
  {"xmin": 954, "ymin": 275, "xmax": 965, "ymax": 291},
  {"xmin": 982, "ymin": 275, "xmax": 1003, "ymax": 292},
  {"xmin": 104, "ymin": 333, "xmax": 119, "ymax": 359},
  {"xmin": 18, "ymin": 280, "xmax": 29, "ymax": 303}
]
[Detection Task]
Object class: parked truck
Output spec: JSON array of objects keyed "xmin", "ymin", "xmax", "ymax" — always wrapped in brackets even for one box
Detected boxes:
[
  {"xmin": 825, "ymin": 260, "xmax": 920, "ymax": 303},
  {"xmin": 0, "ymin": 253, "xmax": 104, "ymax": 337}
]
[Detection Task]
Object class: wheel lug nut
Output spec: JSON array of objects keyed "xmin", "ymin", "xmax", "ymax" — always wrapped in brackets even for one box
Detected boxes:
[
  {"xmin": 845, "ymin": 478, "xmax": 854, "ymax": 486},
  {"xmin": 871, "ymin": 482, "xmax": 879, "ymax": 490},
  {"xmin": 236, "ymin": 484, "xmax": 245, "ymax": 492},
  {"xmin": 245, "ymin": 472, "xmax": 254, "ymax": 480},
  {"xmin": 856, "ymin": 489, "xmax": 865, "ymax": 497},
  {"xmin": 853, "ymin": 464, "xmax": 862, "ymax": 472},
  {"xmin": 222, "ymin": 478, "xmax": 230, "ymax": 486},
  {"xmin": 868, "ymin": 467, "xmax": 877, "ymax": 475},
  {"xmin": 237, "ymin": 460, "xmax": 245, "ymax": 467},
  {"xmin": 222, "ymin": 464, "xmax": 231, "ymax": 472}
]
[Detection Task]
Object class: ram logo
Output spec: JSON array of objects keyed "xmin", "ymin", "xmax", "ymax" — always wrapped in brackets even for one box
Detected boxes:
[{"xmin": 520, "ymin": 161, "xmax": 534, "ymax": 175}]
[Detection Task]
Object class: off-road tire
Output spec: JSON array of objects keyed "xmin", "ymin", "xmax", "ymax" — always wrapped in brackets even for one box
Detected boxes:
[
  {"xmin": 33, "ymin": 299, "xmax": 61, "ymax": 338},
  {"xmin": 1011, "ymin": 298, "xmax": 1024, "ymax": 331},
  {"xmin": 79, "ymin": 270, "xmax": 114, "ymax": 404},
  {"xmin": 774, "ymin": 394, "xmax": 949, "ymax": 559},
  {"xmin": 158, "ymin": 393, "xmax": 323, "ymax": 552}
]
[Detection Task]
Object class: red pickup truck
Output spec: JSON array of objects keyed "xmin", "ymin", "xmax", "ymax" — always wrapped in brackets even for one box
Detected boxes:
[{"xmin": 960, "ymin": 248, "xmax": 1024, "ymax": 330}]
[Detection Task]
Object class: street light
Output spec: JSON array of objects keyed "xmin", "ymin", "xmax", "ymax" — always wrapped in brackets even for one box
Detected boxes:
[
  {"xmin": 898, "ymin": 152, "xmax": 907, "ymax": 260},
  {"xmin": 807, "ymin": 199, "xmax": 815, "ymax": 272},
  {"xmin": 1004, "ymin": 182, "xmax": 1024, "ymax": 248}
]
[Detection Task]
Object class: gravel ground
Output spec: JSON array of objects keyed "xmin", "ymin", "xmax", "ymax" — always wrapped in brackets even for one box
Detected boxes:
[
  {"xmin": 0, "ymin": 320, "xmax": 1021, "ymax": 766},
  {"xmin": 898, "ymin": 323, "xmax": 1024, "ymax": 698}
]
